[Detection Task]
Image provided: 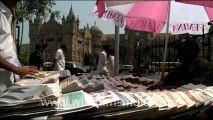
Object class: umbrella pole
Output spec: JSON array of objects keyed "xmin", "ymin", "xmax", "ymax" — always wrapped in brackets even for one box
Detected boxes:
[
  {"xmin": 161, "ymin": 0, "xmax": 172, "ymax": 79},
  {"xmin": 114, "ymin": 26, "xmax": 120, "ymax": 76}
]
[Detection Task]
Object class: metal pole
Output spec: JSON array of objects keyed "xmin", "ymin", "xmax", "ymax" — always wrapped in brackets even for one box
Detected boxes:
[
  {"xmin": 16, "ymin": 25, "xmax": 20, "ymax": 58},
  {"xmin": 161, "ymin": 0, "xmax": 171, "ymax": 79},
  {"xmin": 202, "ymin": 27, "xmax": 205, "ymax": 58},
  {"xmin": 114, "ymin": 26, "xmax": 120, "ymax": 76},
  {"xmin": 208, "ymin": 36, "xmax": 211, "ymax": 62},
  {"xmin": 168, "ymin": 37, "xmax": 170, "ymax": 72}
]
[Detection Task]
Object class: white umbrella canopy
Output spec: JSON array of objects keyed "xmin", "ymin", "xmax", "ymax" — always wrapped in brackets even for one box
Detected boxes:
[
  {"xmin": 91, "ymin": 0, "xmax": 213, "ymax": 77},
  {"xmin": 176, "ymin": 0, "xmax": 213, "ymax": 8},
  {"xmin": 93, "ymin": 0, "xmax": 213, "ymax": 35}
]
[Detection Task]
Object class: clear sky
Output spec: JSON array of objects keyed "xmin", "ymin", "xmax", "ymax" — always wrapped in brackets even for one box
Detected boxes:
[{"xmin": 21, "ymin": 1, "xmax": 125, "ymax": 44}]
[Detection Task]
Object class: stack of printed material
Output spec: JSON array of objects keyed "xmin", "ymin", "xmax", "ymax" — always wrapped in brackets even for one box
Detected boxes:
[
  {"xmin": 86, "ymin": 76, "xmax": 105, "ymax": 93},
  {"xmin": 162, "ymin": 91, "xmax": 187, "ymax": 112},
  {"xmin": 78, "ymin": 75, "xmax": 95, "ymax": 92},
  {"xmin": 0, "ymin": 84, "xmax": 61, "ymax": 117},
  {"xmin": 60, "ymin": 75, "xmax": 84, "ymax": 94},
  {"xmin": 55, "ymin": 90, "xmax": 96, "ymax": 115},
  {"xmin": 60, "ymin": 75, "xmax": 104, "ymax": 94},
  {"xmin": 89, "ymin": 91, "xmax": 126, "ymax": 114},
  {"xmin": 192, "ymin": 88, "xmax": 213, "ymax": 106},
  {"xmin": 50, "ymin": 70, "xmax": 71, "ymax": 80},
  {"xmin": 23, "ymin": 70, "xmax": 70, "ymax": 82},
  {"xmin": 177, "ymin": 84, "xmax": 212, "ymax": 106},
  {"xmin": 93, "ymin": 92, "xmax": 158, "ymax": 119},
  {"xmin": 24, "ymin": 71, "xmax": 55, "ymax": 79},
  {"xmin": 15, "ymin": 73, "xmax": 60, "ymax": 86},
  {"xmin": 115, "ymin": 92, "xmax": 138, "ymax": 107}
]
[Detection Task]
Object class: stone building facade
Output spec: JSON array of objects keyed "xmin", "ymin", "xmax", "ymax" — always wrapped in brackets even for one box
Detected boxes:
[{"xmin": 29, "ymin": 7, "xmax": 102, "ymax": 63}]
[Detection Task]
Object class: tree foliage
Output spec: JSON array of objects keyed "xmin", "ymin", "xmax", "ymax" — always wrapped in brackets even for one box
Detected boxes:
[
  {"xmin": 16, "ymin": 0, "xmax": 60, "ymax": 22},
  {"xmin": 19, "ymin": 51, "xmax": 29, "ymax": 65},
  {"xmin": 83, "ymin": 53, "xmax": 94, "ymax": 66}
]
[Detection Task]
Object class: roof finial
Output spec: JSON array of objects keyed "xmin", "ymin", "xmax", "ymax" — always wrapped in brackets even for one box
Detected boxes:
[
  {"xmin": 69, "ymin": 4, "xmax": 73, "ymax": 15},
  {"xmin": 76, "ymin": 15, "xmax": 79, "ymax": 22},
  {"xmin": 87, "ymin": 23, "xmax": 89, "ymax": 29}
]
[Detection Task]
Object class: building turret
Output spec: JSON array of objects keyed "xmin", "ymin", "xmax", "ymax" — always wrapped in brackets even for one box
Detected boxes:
[
  {"xmin": 67, "ymin": 4, "xmax": 74, "ymax": 21},
  {"xmin": 62, "ymin": 15, "xmax": 65, "ymax": 22},
  {"xmin": 76, "ymin": 16, "xmax": 80, "ymax": 24},
  {"xmin": 50, "ymin": 13, "xmax": 55, "ymax": 20}
]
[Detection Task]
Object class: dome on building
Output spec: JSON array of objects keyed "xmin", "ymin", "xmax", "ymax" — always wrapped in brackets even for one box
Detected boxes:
[{"xmin": 90, "ymin": 25, "xmax": 101, "ymax": 31}]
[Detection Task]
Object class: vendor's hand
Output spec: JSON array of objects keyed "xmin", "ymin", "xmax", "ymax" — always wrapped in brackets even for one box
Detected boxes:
[
  {"xmin": 14, "ymin": 66, "xmax": 39, "ymax": 76},
  {"xmin": 146, "ymin": 80, "xmax": 164, "ymax": 90}
]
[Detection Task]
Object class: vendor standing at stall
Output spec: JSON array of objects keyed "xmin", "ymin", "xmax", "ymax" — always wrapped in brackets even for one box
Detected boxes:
[
  {"xmin": 147, "ymin": 40, "xmax": 211, "ymax": 90},
  {"xmin": 0, "ymin": 0, "xmax": 38, "ymax": 92}
]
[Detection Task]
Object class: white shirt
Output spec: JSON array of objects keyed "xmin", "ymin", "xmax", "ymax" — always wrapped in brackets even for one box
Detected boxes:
[
  {"xmin": 53, "ymin": 48, "xmax": 65, "ymax": 71},
  {"xmin": 96, "ymin": 50, "xmax": 108, "ymax": 75},
  {"xmin": 0, "ymin": 2, "xmax": 17, "ymax": 90},
  {"xmin": 107, "ymin": 55, "xmax": 114, "ymax": 77}
]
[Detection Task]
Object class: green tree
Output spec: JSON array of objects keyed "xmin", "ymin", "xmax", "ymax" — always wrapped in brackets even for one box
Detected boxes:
[
  {"xmin": 84, "ymin": 53, "xmax": 94, "ymax": 66},
  {"xmin": 19, "ymin": 51, "xmax": 29, "ymax": 65},
  {"xmin": 16, "ymin": 0, "xmax": 60, "ymax": 21}
]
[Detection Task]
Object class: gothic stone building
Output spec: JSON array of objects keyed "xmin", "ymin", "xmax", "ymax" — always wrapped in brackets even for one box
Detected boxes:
[{"xmin": 29, "ymin": 7, "xmax": 102, "ymax": 63}]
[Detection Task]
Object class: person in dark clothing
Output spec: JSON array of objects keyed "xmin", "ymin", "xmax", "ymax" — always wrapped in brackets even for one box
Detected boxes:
[
  {"xmin": 147, "ymin": 40, "xmax": 211, "ymax": 90},
  {"xmin": 29, "ymin": 44, "xmax": 44, "ymax": 70}
]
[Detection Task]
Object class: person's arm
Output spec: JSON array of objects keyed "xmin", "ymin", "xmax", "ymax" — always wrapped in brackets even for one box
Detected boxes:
[
  {"xmin": 0, "ymin": 56, "xmax": 17, "ymax": 73},
  {"xmin": 147, "ymin": 65, "xmax": 181, "ymax": 90},
  {"xmin": 0, "ymin": 56, "xmax": 38, "ymax": 76},
  {"xmin": 193, "ymin": 59, "xmax": 211, "ymax": 86}
]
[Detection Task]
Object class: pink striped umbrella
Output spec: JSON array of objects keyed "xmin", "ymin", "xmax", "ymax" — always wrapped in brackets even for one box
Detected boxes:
[
  {"xmin": 91, "ymin": 0, "xmax": 213, "ymax": 77},
  {"xmin": 176, "ymin": 0, "xmax": 213, "ymax": 8},
  {"xmin": 93, "ymin": 0, "xmax": 213, "ymax": 35}
]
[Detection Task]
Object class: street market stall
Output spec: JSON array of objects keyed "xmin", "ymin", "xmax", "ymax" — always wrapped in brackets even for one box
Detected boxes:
[{"xmin": 0, "ymin": 70, "xmax": 213, "ymax": 120}]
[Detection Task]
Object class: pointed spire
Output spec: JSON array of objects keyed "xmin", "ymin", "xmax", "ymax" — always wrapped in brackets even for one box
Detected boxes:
[
  {"xmin": 29, "ymin": 19, "xmax": 32, "ymax": 23},
  {"xmin": 72, "ymin": 15, "xmax": 76, "ymax": 20},
  {"xmin": 76, "ymin": 15, "xmax": 79, "ymax": 23},
  {"xmin": 50, "ymin": 13, "xmax": 55, "ymax": 20},
  {"xmin": 87, "ymin": 23, "xmax": 89, "ymax": 29},
  {"xmin": 71, "ymin": 4, "xmax": 72, "ymax": 11},
  {"xmin": 94, "ymin": 21, "xmax": 96, "ymax": 25},
  {"xmin": 69, "ymin": 4, "xmax": 74, "ymax": 16},
  {"xmin": 62, "ymin": 14, "xmax": 65, "ymax": 21}
]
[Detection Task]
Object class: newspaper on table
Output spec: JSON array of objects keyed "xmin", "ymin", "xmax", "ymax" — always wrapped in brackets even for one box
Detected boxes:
[
  {"xmin": 115, "ymin": 92, "xmax": 138, "ymax": 107},
  {"xmin": 187, "ymin": 89, "xmax": 212, "ymax": 106},
  {"xmin": 57, "ymin": 70, "xmax": 71, "ymax": 79},
  {"xmin": 162, "ymin": 91, "xmax": 187, "ymax": 111},
  {"xmin": 78, "ymin": 75, "xmax": 93, "ymax": 88},
  {"xmin": 15, "ymin": 72, "xmax": 60, "ymax": 86},
  {"xmin": 60, "ymin": 75, "xmax": 84, "ymax": 94},
  {"xmin": 0, "ymin": 84, "xmax": 61, "ymax": 107},
  {"xmin": 90, "ymin": 91, "xmax": 121, "ymax": 107},
  {"xmin": 127, "ymin": 92, "xmax": 149, "ymax": 108},
  {"xmin": 147, "ymin": 92, "xmax": 168, "ymax": 111},
  {"xmin": 175, "ymin": 91, "xmax": 196, "ymax": 108},
  {"xmin": 184, "ymin": 91, "xmax": 204, "ymax": 107},
  {"xmin": 57, "ymin": 90, "xmax": 96, "ymax": 113},
  {"xmin": 177, "ymin": 83, "xmax": 207, "ymax": 91},
  {"xmin": 154, "ymin": 92, "xmax": 177, "ymax": 110}
]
